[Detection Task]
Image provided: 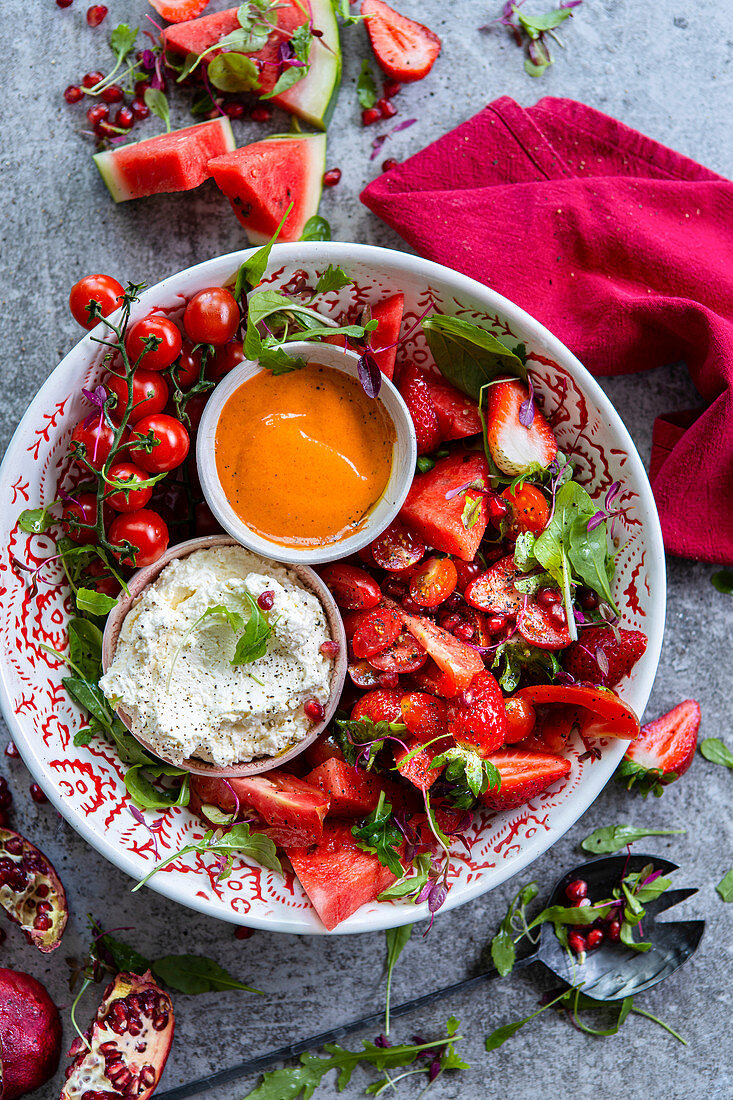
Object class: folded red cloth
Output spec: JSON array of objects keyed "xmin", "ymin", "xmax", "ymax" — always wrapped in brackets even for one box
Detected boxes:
[{"xmin": 361, "ymin": 97, "xmax": 733, "ymax": 564}]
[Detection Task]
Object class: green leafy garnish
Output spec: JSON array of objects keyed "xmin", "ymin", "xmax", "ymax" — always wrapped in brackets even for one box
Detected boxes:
[
  {"xmin": 152, "ymin": 954, "xmax": 261, "ymax": 995},
  {"xmin": 580, "ymin": 824, "xmax": 685, "ymax": 855},
  {"xmin": 716, "ymin": 870, "xmax": 733, "ymax": 902},
  {"xmin": 262, "ymin": 23, "xmax": 312, "ymax": 98},
  {"xmin": 431, "ymin": 745, "xmax": 501, "ymax": 805},
  {"xmin": 384, "ymin": 925, "xmax": 412, "ymax": 1035},
  {"xmin": 314, "ymin": 264, "xmax": 353, "ymax": 296},
  {"xmin": 352, "ymin": 791, "xmax": 403, "ymax": 876},
  {"xmin": 335, "ymin": 716, "xmax": 405, "ymax": 771},
  {"xmin": 485, "ymin": 988, "xmax": 567, "ymax": 1050},
  {"xmin": 357, "ymin": 58, "xmax": 378, "ymax": 107},
  {"xmin": 711, "ymin": 569, "xmax": 733, "ymax": 594},
  {"xmin": 422, "ymin": 314, "xmax": 526, "ymax": 401},
  {"xmin": 491, "ymin": 638, "xmax": 561, "ymax": 692},
  {"xmin": 132, "ymin": 821, "xmax": 282, "ymax": 892},
  {"xmin": 234, "ymin": 203, "xmax": 294, "ymax": 298},
  {"xmin": 143, "ymin": 88, "xmax": 171, "ymax": 133},
  {"xmin": 18, "ymin": 503, "xmax": 57, "ymax": 534},
  {"xmin": 124, "ymin": 765, "xmax": 190, "ymax": 811},
  {"xmin": 378, "ymin": 852, "xmax": 432, "ymax": 901},
  {"xmin": 257, "ymin": 345, "xmax": 308, "ymax": 375},
  {"xmin": 75, "ymin": 587, "xmax": 118, "ymax": 616},
  {"xmin": 231, "ymin": 592, "xmax": 273, "ymax": 665},
  {"xmin": 300, "ymin": 214, "xmax": 332, "ymax": 241},
  {"xmin": 700, "ymin": 737, "xmax": 733, "ymax": 770},
  {"xmin": 614, "ymin": 757, "xmax": 677, "ymax": 799},
  {"xmin": 489, "ymin": 881, "xmax": 539, "ymax": 977},
  {"xmin": 208, "ymin": 53, "xmax": 261, "ymax": 93}
]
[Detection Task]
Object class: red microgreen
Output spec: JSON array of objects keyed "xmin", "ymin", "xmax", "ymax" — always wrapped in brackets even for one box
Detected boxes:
[
  {"xmin": 518, "ymin": 373, "xmax": 535, "ymax": 427},
  {"xmin": 357, "ymin": 350, "xmax": 382, "ymax": 398},
  {"xmin": 370, "ymin": 118, "xmax": 417, "ymax": 161}
]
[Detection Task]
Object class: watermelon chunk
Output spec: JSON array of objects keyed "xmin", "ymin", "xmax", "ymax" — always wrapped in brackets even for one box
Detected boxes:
[
  {"xmin": 208, "ymin": 133, "xmax": 326, "ymax": 243},
  {"xmin": 304, "ymin": 758, "xmax": 417, "ymax": 817},
  {"xmin": 189, "ymin": 770, "xmax": 328, "ymax": 845},
  {"xmin": 162, "ymin": 0, "xmax": 341, "ymax": 130},
  {"xmin": 422, "ymin": 373, "xmax": 483, "ymax": 440},
  {"xmin": 370, "ymin": 293, "xmax": 404, "ymax": 381},
  {"xmin": 93, "ymin": 117, "xmax": 235, "ymax": 202},
  {"xmin": 399, "ymin": 451, "xmax": 491, "ymax": 560},
  {"xmin": 289, "ymin": 822, "xmax": 399, "ymax": 929}
]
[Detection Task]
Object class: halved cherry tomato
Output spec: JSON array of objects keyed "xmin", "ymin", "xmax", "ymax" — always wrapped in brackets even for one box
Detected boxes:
[
  {"xmin": 400, "ymin": 693, "xmax": 448, "ymax": 739},
  {"xmin": 367, "ymin": 628, "xmax": 427, "ymax": 673},
  {"xmin": 104, "ymin": 369, "xmax": 169, "ymax": 425},
  {"xmin": 207, "ymin": 340, "xmax": 246, "ymax": 382},
  {"xmin": 109, "ymin": 508, "xmax": 169, "ymax": 568},
  {"xmin": 69, "ymin": 274, "xmax": 124, "ymax": 330},
  {"xmin": 62, "ymin": 492, "xmax": 108, "ymax": 544},
  {"xmin": 409, "ymin": 556, "xmax": 458, "ymax": 608},
  {"xmin": 464, "ymin": 555, "xmax": 524, "ymax": 615},
  {"xmin": 513, "ymin": 684, "xmax": 639, "ymax": 741},
  {"xmin": 126, "ymin": 315, "xmax": 183, "ymax": 372},
  {"xmin": 184, "ymin": 287, "xmax": 240, "ymax": 345},
  {"xmin": 370, "ymin": 520, "xmax": 426, "ymax": 571},
  {"xmin": 352, "ymin": 607, "xmax": 402, "ymax": 659},
  {"xmin": 173, "ymin": 341, "xmax": 202, "ymax": 390},
  {"xmin": 319, "ymin": 563, "xmax": 381, "ymax": 609},
  {"xmin": 104, "ymin": 461, "xmax": 153, "ymax": 512},
  {"xmin": 351, "ymin": 689, "xmax": 404, "ymax": 725},
  {"xmin": 348, "ymin": 660, "xmax": 382, "ymax": 689},
  {"xmin": 70, "ymin": 419, "xmax": 124, "ymax": 471},
  {"xmin": 132, "ymin": 413, "xmax": 190, "ymax": 473},
  {"xmin": 501, "ymin": 483, "xmax": 550, "ymax": 539},
  {"xmin": 504, "ymin": 696, "xmax": 537, "ymax": 743}
]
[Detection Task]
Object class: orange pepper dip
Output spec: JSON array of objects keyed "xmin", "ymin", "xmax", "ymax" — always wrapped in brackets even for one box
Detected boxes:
[{"xmin": 215, "ymin": 362, "xmax": 396, "ymax": 548}]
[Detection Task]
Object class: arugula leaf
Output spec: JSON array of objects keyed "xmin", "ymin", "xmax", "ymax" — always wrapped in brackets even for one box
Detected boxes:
[
  {"xmin": 132, "ymin": 821, "xmax": 282, "ymax": 891},
  {"xmin": 526, "ymin": 902, "xmax": 613, "ymax": 931},
  {"xmin": 314, "ymin": 264, "xmax": 353, "ymax": 296},
  {"xmin": 352, "ymin": 791, "xmax": 403, "ymax": 876},
  {"xmin": 485, "ymin": 989, "xmax": 566, "ymax": 1051},
  {"xmin": 567, "ymin": 511, "xmax": 617, "ymax": 610},
  {"xmin": 234, "ymin": 203, "xmax": 294, "ymax": 298},
  {"xmin": 75, "ymin": 587, "xmax": 118, "ymax": 616},
  {"xmin": 431, "ymin": 745, "xmax": 501, "ymax": 801},
  {"xmin": 378, "ymin": 853, "xmax": 432, "ymax": 901},
  {"xmin": 67, "ymin": 617, "xmax": 104, "ymax": 681},
  {"xmin": 700, "ymin": 737, "xmax": 733, "ymax": 769},
  {"xmin": 300, "ymin": 214, "xmax": 331, "ymax": 241},
  {"xmin": 330, "ymin": 0, "xmax": 364, "ymax": 24},
  {"xmin": 124, "ymin": 765, "xmax": 190, "ymax": 811},
  {"xmin": 166, "ymin": 602, "xmax": 246, "ymax": 690},
  {"xmin": 422, "ymin": 314, "xmax": 526, "ymax": 401},
  {"xmin": 18, "ymin": 504, "xmax": 57, "ymax": 534},
  {"xmin": 711, "ymin": 569, "xmax": 733, "ymax": 594},
  {"xmin": 581, "ymin": 824, "xmax": 685, "ymax": 855},
  {"xmin": 357, "ymin": 58, "xmax": 378, "ymax": 107},
  {"xmin": 384, "ymin": 925, "xmax": 412, "ymax": 1034},
  {"xmin": 94, "ymin": 929, "xmax": 151, "ymax": 975},
  {"xmin": 208, "ymin": 53, "xmax": 261, "ymax": 93},
  {"xmin": 152, "ymin": 954, "xmax": 261, "ymax": 995},
  {"xmin": 231, "ymin": 592, "xmax": 272, "ymax": 665},
  {"xmin": 143, "ymin": 88, "xmax": 171, "ymax": 133},
  {"xmin": 489, "ymin": 881, "xmax": 539, "ymax": 977},
  {"xmin": 262, "ymin": 23, "xmax": 312, "ymax": 98},
  {"xmin": 716, "ymin": 870, "xmax": 733, "ymax": 902},
  {"xmin": 513, "ymin": 530, "xmax": 538, "ymax": 571}
]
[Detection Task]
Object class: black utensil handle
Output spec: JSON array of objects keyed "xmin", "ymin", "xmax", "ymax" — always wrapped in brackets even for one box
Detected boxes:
[{"xmin": 155, "ymin": 954, "xmax": 535, "ymax": 1100}]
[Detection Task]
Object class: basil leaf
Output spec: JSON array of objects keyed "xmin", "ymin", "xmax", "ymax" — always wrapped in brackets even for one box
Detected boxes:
[
  {"xmin": 716, "ymin": 870, "xmax": 733, "ymax": 902},
  {"xmin": 567, "ymin": 513, "xmax": 617, "ymax": 610},
  {"xmin": 152, "ymin": 954, "xmax": 261, "ymax": 995},
  {"xmin": 208, "ymin": 53, "xmax": 261, "ymax": 93},
  {"xmin": 580, "ymin": 825, "xmax": 685, "ymax": 855},
  {"xmin": 357, "ymin": 58, "xmax": 378, "ymax": 107},
  {"xmin": 422, "ymin": 315, "xmax": 526, "ymax": 401},
  {"xmin": 711, "ymin": 569, "xmax": 733, "ymax": 594},
  {"xmin": 18, "ymin": 505, "xmax": 56, "ymax": 534},
  {"xmin": 76, "ymin": 587, "xmax": 118, "ymax": 616},
  {"xmin": 300, "ymin": 214, "xmax": 331, "ymax": 241},
  {"xmin": 700, "ymin": 737, "xmax": 733, "ymax": 770}
]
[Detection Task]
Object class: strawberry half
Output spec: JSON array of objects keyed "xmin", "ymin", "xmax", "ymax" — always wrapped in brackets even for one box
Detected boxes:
[
  {"xmin": 563, "ymin": 627, "xmax": 647, "ymax": 687},
  {"xmin": 617, "ymin": 699, "xmax": 700, "ymax": 797},
  {"xmin": 361, "ymin": 0, "xmax": 441, "ymax": 82},
  {"xmin": 397, "ymin": 364, "xmax": 441, "ymax": 454},
  {"xmin": 351, "ymin": 689, "xmax": 405, "ymax": 725},
  {"xmin": 446, "ymin": 670, "xmax": 507, "ymax": 757},
  {"xmin": 149, "ymin": 0, "xmax": 210, "ymax": 22},
  {"xmin": 486, "ymin": 378, "xmax": 558, "ymax": 476},
  {"xmin": 480, "ymin": 748, "xmax": 571, "ymax": 811}
]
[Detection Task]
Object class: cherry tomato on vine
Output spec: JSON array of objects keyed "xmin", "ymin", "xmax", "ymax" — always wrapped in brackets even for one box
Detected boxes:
[
  {"xmin": 84, "ymin": 557, "xmax": 120, "ymax": 598},
  {"xmin": 184, "ymin": 287, "xmax": 240, "ymax": 346},
  {"xmin": 409, "ymin": 556, "xmax": 458, "ymax": 608},
  {"xmin": 500, "ymin": 483, "xmax": 550, "ymax": 539},
  {"xmin": 109, "ymin": 508, "xmax": 169, "ymax": 568},
  {"xmin": 61, "ymin": 493, "xmax": 109, "ymax": 544},
  {"xmin": 104, "ymin": 369, "xmax": 169, "ymax": 425},
  {"xmin": 132, "ymin": 413, "xmax": 190, "ymax": 473},
  {"xmin": 105, "ymin": 461, "xmax": 153, "ymax": 512},
  {"xmin": 125, "ymin": 315, "xmax": 182, "ymax": 371},
  {"xmin": 70, "ymin": 419, "xmax": 124, "ymax": 471},
  {"xmin": 173, "ymin": 341, "xmax": 202, "ymax": 390},
  {"xmin": 207, "ymin": 340, "xmax": 246, "ymax": 382},
  {"xmin": 69, "ymin": 274, "xmax": 124, "ymax": 330}
]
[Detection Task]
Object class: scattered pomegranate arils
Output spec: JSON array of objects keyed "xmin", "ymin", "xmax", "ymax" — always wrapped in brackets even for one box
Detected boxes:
[
  {"xmin": 381, "ymin": 157, "xmax": 399, "ymax": 172},
  {"xmin": 82, "ymin": 70, "xmax": 105, "ymax": 89},
  {"xmin": 86, "ymin": 4, "xmax": 108, "ymax": 26},
  {"xmin": 564, "ymin": 878, "xmax": 588, "ymax": 902},
  {"xmin": 319, "ymin": 639, "xmax": 340, "ymax": 658},
  {"xmin": 362, "ymin": 106, "xmax": 381, "ymax": 126},
  {"xmin": 57, "ymin": 0, "xmax": 74, "ymax": 7},
  {"xmin": 61, "ymin": 972, "xmax": 174, "ymax": 1100},
  {"xmin": 29, "ymin": 783, "xmax": 47, "ymax": 804},
  {"xmin": 5, "ymin": 743, "xmax": 19, "ymax": 759},
  {"xmin": 0, "ymin": 776, "xmax": 12, "ymax": 810},
  {"xmin": 64, "ymin": 84, "xmax": 84, "ymax": 104},
  {"xmin": 251, "ymin": 106, "xmax": 271, "ymax": 122},
  {"xmin": 257, "ymin": 590, "xmax": 274, "ymax": 610},
  {"xmin": 304, "ymin": 698, "xmax": 325, "ymax": 723},
  {"xmin": 0, "ymin": 968, "xmax": 62, "ymax": 1099},
  {"xmin": 377, "ymin": 96, "xmax": 397, "ymax": 118},
  {"xmin": 114, "ymin": 106, "xmax": 134, "ymax": 130},
  {"xmin": 383, "ymin": 79, "xmax": 402, "ymax": 98},
  {"xmin": 323, "ymin": 167, "xmax": 342, "ymax": 186},
  {"xmin": 100, "ymin": 83, "xmax": 123, "ymax": 104},
  {"xmin": 235, "ymin": 926, "xmax": 254, "ymax": 940},
  {"xmin": 0, "ymin": 828, "xmax": 67, "ymax": 952},
  {"xmin": 131, "ymin": 98, "xmax": 150, "ymax": 120},
  {"xmin": 87, "ymin": 103, "xmax": 109, "ymax": 126}
]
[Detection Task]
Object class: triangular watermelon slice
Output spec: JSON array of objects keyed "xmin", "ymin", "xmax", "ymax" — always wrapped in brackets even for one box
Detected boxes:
[
  {"xmin": 370, "ymin": 293, "xmax": 403, "ymax": 381},
  {"xmin": 208, "ymin": 133, "xmax": 326, "ymax": 243},
  {"xmin": 162, "ymin": 0, "xmax": 341, "ymax": 130},
  {"xmin": 93, "ymin": 117, "xmax": 235, "ymax": 202}
]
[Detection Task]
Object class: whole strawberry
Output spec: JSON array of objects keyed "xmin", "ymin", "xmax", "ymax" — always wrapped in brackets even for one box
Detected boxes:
[
  {"xmin": 616, "ymin": 699, "xmax": 701, "ymax": 797},
  {"xmin": 563, "ymin": 626, "xmax": 647, "ymax": 687},
  {"xmin": 398, "ymin": 364, "xmax": 441, "ymax": 454}
]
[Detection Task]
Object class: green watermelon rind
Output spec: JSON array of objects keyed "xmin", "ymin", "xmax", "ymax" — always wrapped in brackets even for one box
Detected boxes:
[
  {"xmin": 272, "ymin": 0, "xmax": 342, "ymax": 131},
  {"xmin": 93, "ymin": 117, "xmax": 236, "ymax": 203}
]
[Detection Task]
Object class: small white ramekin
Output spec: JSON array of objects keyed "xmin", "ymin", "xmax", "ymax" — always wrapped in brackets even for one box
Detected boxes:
[{"xmin": 195, "ymin": 340, "xmax": 417, "ymax": 565}]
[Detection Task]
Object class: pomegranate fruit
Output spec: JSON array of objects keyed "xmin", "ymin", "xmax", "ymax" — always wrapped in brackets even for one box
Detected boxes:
[
  {"xmin": 0, "ymin": 828, "xmax": 67, "ymax": 952},
  {"xmin": 61, "ymin": 971, "xmax": 174, "ymax": 1100},
  {"xmin": 0, "ymin": 967, "xmax": 62, "ymax": 1099}
]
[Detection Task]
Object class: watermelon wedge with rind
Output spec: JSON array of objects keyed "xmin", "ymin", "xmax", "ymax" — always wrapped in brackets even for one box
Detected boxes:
[
  {"xmin": 93, "ymin": 117, "xmax": 235, "ymax": 202},
  {"xmin": 209, "ymin": 133, "xmax": 326, "ymax": 243},
  {"xmin": 162, "ymin": 0, "xmax": 341, "ymax": 131}
]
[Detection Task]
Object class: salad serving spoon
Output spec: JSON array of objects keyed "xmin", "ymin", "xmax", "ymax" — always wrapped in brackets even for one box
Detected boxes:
[{"xmin": 156, "ymin": 853, "xmax": 704, "ymax": 1100}]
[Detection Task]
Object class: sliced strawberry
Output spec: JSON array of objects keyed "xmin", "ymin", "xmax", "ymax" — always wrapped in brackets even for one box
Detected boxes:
[
  {"xmin": 464, "ymin": 555, "xmax": 525, "ymax": 615},
  {"xmin": 398, "ymin": 363, "xmax": 441, "ymax": 454},
  {"xmin": 563, "ymin": 627, "xmax": 648, "ymax": 687},
  {"xmin": 370, "ymin": 293, "xmax": 404, "ymax": 381},
  {"xmin": 361, "ymin": 0, "xmax": 441, "ymax": 82},
  {"xmin": 421, "ymin": 372, "xmax": 483, "ymax": 441},
  {"xmin": 400, "ymin": 611, "xmax": 484, "ymax": 695},
  {"xmin": 446, "ymin": 670, "xmax": 507, "ymax": 757},
  {"xmin": 480, "ymin": 749, "xmax": 571, "ymax": 811},
  {"xmin": 394, "ymin": 735, "xmax": 451, "ymax": 790},
  {"xmin": 486, "ymin": 378, "xmax": 558, "ymax": 476},
  {"xmin": 399, "ymin": 452, "xmax": 491, "ymax": 560},
  {"xmin": 619, "ymin": 699, "xmax": 700, "ymax": 796},
  {"xmin": 518, "ymin": 600, "xmax": 572, "ymax": 649},
  {"xmin": 351, "ymin": 688, "xmax": 404, "ymax": 725},
  {"xmin": 149, "ymin": 0, "xmax": 209, "ymax": 21}
]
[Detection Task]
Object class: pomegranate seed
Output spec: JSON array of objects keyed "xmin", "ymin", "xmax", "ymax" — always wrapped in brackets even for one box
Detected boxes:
[
  {"xmin": 382, "ymin": 579, "xmax": 405, "ymax": 599},
  {"xmin": 64, "ymin": 84, "xmax": 83, "ymax": 104},
  {"xmin": 86, "ymin": 5, "xmax": 108, "ymax": 26},
  {"xmin": 86, "ymin": 103, "xmax": 109, "ymax": 126},
  {"xmin": 453, "ymin": 621, "xmax": 475, "ymax": 642},
  {"xmin": 115, "ymin": 106, "xmax": 134, "ymax": 130},
  {"xmin": 564, "ymin": 878, "xmax": 588, "ymax": 902},
  {"xmin": 378, "ymin": 670, "xmax": 400, "ymax": 689},
  {"xmin": 251, "ymin": 106, "xmax": 271, "ymax": 122},
  {"xmin": 33, "ymin": 914, "xmax": 52, "ymax": 931},
  {"xmin": 153, "ymin": 1013, "xmax": 169, "ymax": 1031},
  {"xmin": 439, "ymin": 612, "xmax": 461, "ymax": 631},
  {"xmin": 536, "ymin": 586, "xmax": 561, "ymax": 607},
  {"xmin": 485, "ymin": 613, "xmax": 508, "ymax": 634},
  {"xmin": 100, "ymin": 84, "xmax": 123, "ymax": 104},
  {"xmin": 225, "ymin": 103, "xmax": 246, "ymax": 119},
  {"xmin": 586, "ymin": 928, "xmax": 605, "ymax": 950},
  {"xmin": 4, "ymin": 836, "xmax": 22, "ymax": 855},
  {"xmin": 381, "ymin": 158, "xmax": 399, "ymax": 172},
  {"xmin": 383, "ymin": 80, "xmax": 402, "ymax": 98},
  {"xmin": 401, "ymin": 596, "xmax": 420, "ymax": 614},
  {"xmin": 579, "ymin": 588, "xmax": 600, "ymax": 610},
  {"xmin": 486, "ymin": 496, "xmax": 509, "ymax": 520},
  {"xmin": 140, "ymin": 1066, "xmax": 157, "ymax": 1087},
  {"xmin": 319, "ymin": 639, "xmax": 340, "ymax": 658},
  {"xmin": 36, "ymin": 883, "xmax": 50, "ymax": 898},
  {"xmin": 95, "ymin": 120, "xmax": 117, "ymax": 139},
  {"xmin": 131, "ymin": 98, "xmax": 150, "ymax": 120},
  {"xmin": 134, "ymin": 80, "xmax": 151, "ymax": 96},
  {"xmin": 234, "ymin": 926, "xmax": 254, "ymax": 940},
  {"xmin": 361, "ymin": 106, "xmax": 381, "ymax": 126},
  {"xmin": 323, "ymin": 168, "xmax": 342, "ymax": 187},
  {"xmin": 82, "ymin": 71, "xmax": 105, "ymax": 89},
  {"xmin": 606, "ymin": 919, "xmax": 621, "ymax": 942},
  {"xmin": 257, "ymin": 590, "xmax": 274, "ymax": 610},
  {"xmin": 0, "ymin": 779, "xmax": 12, "ymax": 811},
  {"xmin": 548, "ymin": 603, "xmax": 567, "ymax": 627},
  {"xmin": 574, "ymin": 897, "xmax": 592, "ymax": 908},
  {"xmin": 29, "ymin": 783, "xmax": 48, "ymax": 804},
  {"xmin": 377, "ymin": 97, "xmax": 397, "ymax": 119},
  {"xmin": 57, "ymin": 0, "xmax": 74, "ymax": 6},
  {"xmin": 303, "ymin": 698, "xmax": 325, "ymax": 723},
  {"xmin": 568, "ymin": 931, "xmax": 586, "ymax": 956}
]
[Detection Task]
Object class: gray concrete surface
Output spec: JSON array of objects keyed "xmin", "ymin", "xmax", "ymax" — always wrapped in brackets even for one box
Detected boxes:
[{"xmin": 1, "ymin": 1, "xmax": 732, "ymax": 1098}]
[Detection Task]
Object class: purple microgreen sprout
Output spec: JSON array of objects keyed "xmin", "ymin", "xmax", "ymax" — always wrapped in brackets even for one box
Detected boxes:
[
  {"xmin": 357, "ymin": 350, "xmax": 382, "ymax": 398},
  {"xmin": 370, "ymin": 118, "xmax": 417, "ymax": 161},
  {"xmin": 128, "ymin": 805, "xmax": 160, "ymax": 860},
  {"xmin": 518, "ymin": 374, "xmax": 536, "ymax": 427}
]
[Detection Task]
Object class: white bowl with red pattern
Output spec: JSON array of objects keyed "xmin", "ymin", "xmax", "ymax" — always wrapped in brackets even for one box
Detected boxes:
[{"xmin": 0, "ymin": 244, "xmax": 665, "ymax": 934}]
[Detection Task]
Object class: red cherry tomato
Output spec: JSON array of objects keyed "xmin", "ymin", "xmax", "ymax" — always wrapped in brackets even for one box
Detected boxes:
[
  {"xmin": 125, "ymin": 315, "xmax": 182, "ymax": 372},
  {"xmin": 367, "ymin": 628, "xmax": 428, "ymax": 674},
  {"xmin": 184, "ymin": 287, "xmax": 240, "ymax": 346},
  {"xmin": 194, "ymin": 500, "xmax": 222, "ymax": 537},
  {"xmin": 351, "ymin": 689, "xmax": 404, "ymax": 725},
  {"xmin": 501, "ymin": 483, "xmax": 550, "ymax": 539},
  {"xmin": 348, "ymin": 660, "xmax": 383, "ymax": 689},
  {"xmin": 84, "ymin": 557, "xmax": 120, "ymax": 598},
  {"xmin": 352, "ymin": 607, "xmax": 402, "ymax": 659},
  {"xmin": 109, "ymin": 508, "xmax": 169, "ymax": 568},
  {"xmin": 319, "ymin": 563, "xmax": 381, "ymax": 610},
  {"xmin": 132, "ymin": 413, "xmax": 190, "ymax": 473},
  {"xmin": 370, "ymin": 520, "xmax": 426, "ymax": 571},
  {"xmin": 504, "ymin": 697, "xmax": 537, "ymax": 743},
  {"xmin": 409, "ymin": 557, "xmax": 458, "ymax": 608},
  {"xmin": 62, "ymin": 492, "xmax": 107, "ymax": 544},
  {"xmin": 207, "ymin": 340, "xmax": 246, "ymax": 382},
  {"xmin": 104, "ymin": 369, "xmax": 169, "ymax": 425},
  {"xmin": 173, "ymin": 341, "xmax": 202, "ymax": 390},
  {"xmin": 70, "ymin": 419, "xmax": 122, "ymax": 471},
  {"xmin": 105, "ymin": 461, "xmax": 153, "ymax": 512},
  {"xmin": 69, "ymin": 274, "xmax": 124, "ymax": 330}
]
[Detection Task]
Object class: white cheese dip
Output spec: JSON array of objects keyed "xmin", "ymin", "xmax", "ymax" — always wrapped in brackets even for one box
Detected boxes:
[{"xmin": 100, "ymin": 545, "xmax": 333, "ymax": 767}]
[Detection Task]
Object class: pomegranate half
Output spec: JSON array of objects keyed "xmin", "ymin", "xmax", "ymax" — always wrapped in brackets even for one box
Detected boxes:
[
  {"xmin": 0, "ymin": 828, "xmax": 68, "ymax": 951},
  {"xmin": 0, "ymin": 967, "xmax": 62, "ymax": 1099}
]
